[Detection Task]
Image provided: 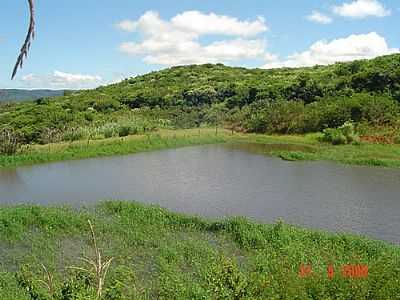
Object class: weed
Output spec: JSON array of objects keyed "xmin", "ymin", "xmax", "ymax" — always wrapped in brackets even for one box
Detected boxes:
[{"xmin": 69, "ymin": 220, "xmax": 114, "ymax": 299}]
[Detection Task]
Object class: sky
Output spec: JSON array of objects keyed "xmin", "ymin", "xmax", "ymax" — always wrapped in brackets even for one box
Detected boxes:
[{"xmin": 1, "ymin": 0, "xmax": 399, "ymax": 89}]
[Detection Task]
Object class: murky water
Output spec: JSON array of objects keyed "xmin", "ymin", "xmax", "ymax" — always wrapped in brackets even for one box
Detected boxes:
[{"xmin": 1, "ymin": 144, "xmax": 400, "ymax": 243}]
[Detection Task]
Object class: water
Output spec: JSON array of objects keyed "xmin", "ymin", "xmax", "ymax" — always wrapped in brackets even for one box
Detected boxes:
[{"xmin": 1, "ymin": 144, "xmax": 400, "ymax": 243}]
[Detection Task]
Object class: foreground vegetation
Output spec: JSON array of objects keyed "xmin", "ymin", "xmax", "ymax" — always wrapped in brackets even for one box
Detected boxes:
[
  {"xmin": 1, "ymin": 128, "xmax": 399, "ymax": 169},
  {"xmin": 0, "ymin": 201, "xmax": 399, "ymax": 299}
]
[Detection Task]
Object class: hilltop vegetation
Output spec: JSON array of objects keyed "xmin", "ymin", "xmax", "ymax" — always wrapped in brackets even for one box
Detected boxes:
[
  {"xmin": 0, "ymin": 54, "xmax": 400, "ymax": 147},
  {"xmin": 99, "ymin": 53, "xmax": 400, "ymax": 107}
]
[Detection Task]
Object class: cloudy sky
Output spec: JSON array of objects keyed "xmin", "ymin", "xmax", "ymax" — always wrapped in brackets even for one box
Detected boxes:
[{"xmin": 1, "ymin": 0, "xmax": 399, "ymax": 89}]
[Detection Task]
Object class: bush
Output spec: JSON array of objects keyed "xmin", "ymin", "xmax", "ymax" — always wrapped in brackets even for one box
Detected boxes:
[
  {"xmin": 320, "ymin": 121, "xmax": 359, "ymax": 145},
  {"xmin": 117, "ymin": 124, "xmax": 139, "ymax": 137},
  {"xmin": 118, "ymin": 125, "xmax": 131, "ymax": 137},
  {"xmin": 394, "ymin": 136, "xmax": 400, "ymax": 144},
  {"xmin": 101, "ymin": 124, "xmax": 118, "ymax": 139},
  {"xmin": 321, "ymin": 128, "xmax": 347, "ymax": 145},
  {"xmin": 84, "ymin": 112, "xmax": 95, "ymax": 122},
  {"xmin": 263, "ymin": 100, "xmax": 305, "ymax": 134},
  {"xmin": 0, "ymin": 129, "xmax": 21, "ymax": 155},
  {"xmin": 62, "ymin": 128, "xmax": 85, "ymax": 142},
  {"xmin": 39, "ymin": 128, "xmax": 62, "ymax": 145}
]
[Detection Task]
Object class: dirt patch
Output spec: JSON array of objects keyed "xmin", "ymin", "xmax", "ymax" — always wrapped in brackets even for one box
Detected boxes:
[{"xmin": 360, "ymin": 135, "xmax": 395, "ymax": 144}]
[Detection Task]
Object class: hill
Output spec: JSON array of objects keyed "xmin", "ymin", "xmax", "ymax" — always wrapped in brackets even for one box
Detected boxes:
[
  {"xmin": 0, "ymin": 89, "xmax": 65, "ymax": 103},
  {"xmin": 94, "ymin": 53, "xmax": 400, "ymax": 107},
  {"xmin": 0, "ymin": 54, "xmax": 399, "ymax": 144}
]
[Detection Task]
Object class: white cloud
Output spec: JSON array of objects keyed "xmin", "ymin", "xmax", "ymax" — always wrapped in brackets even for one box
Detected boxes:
[
  {"xmin": 264, "ymin": 53, "xmax": 279, "ymax": 62},
  {"xmin": 21, "ymin": 71, "xmax": 103, "ymax": 89},
  {"xmin": 117, "ymin": 11, "xmax": 271, "ymax": 66},
  {"xmin": 306, "ymin": 11, "xmax": 333, "ymax": 24},
  {"xmin": 115, "ymin": 20, "xmax": 137, "ymax": 32},
  {"xmin": 333, "ymin": 0, "xmax": 391, "ymax": 18},
  {"xmin": 171, "ymin": 11, "xmax": 267, "ymax": 37},
  {"xmin": 263, "ymin": 32, "xmax": 399, "ymax": 69}
]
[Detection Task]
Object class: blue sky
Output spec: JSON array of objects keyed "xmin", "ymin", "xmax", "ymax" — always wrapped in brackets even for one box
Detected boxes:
[{"xmin": 1, "ymin": 0, "xmax": 399, "ymax": 89}]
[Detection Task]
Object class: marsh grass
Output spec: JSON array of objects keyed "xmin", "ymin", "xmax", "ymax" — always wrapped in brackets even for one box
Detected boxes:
[{"xmin": 0, "ymin": 201, "xmax": 399, "ymax": 299}]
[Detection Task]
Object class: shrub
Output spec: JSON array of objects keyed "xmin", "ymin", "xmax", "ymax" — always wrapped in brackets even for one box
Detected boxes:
[
  {"xmin": 117, "ymin": 123, "xmax": 141, "ymax": 137},
  {"xmin": 321, "ymin": 128, "xmax": 347, "ymax": 145},
  {"xmin": 244, "ymin": 112, "xmax": 267, "ymax": 133},
  {"xmin": 320, "ymin": 122, "xmax": 359, "ymax": 145},
  {"xmin": 92, "ymin": 98, "xmax": 121, "ymax": 112},
  {"xmin": 62, "ymin": 128, "xmax": 85, "ymax": 142},
  {"xmin": 263, "ymin": 100, "xmax": 305, "ymax": 134},
  {"xmin": 205, "ymin": 258, "xmax": 249, "ymax": 299},
  {"xmin": 39, "ymin": 128, "xmax": 62, "ymax": 145},
  {"xmin": 118, "ymin": 125, "xmax": 131, "ymax": 137},
  {"xmin": 101, "ymin": 124, "xmax": 118, "ymax": 139},
  {"xmin": 0, "ymin": 129, "xmax": 21, "ymax": 155},
  {"xmin": 394, "ymin": 136, "xmax": 400, "ymax": 144},
  {"xmin": 84, "ymin": 112, "xmax": 95, "ymax": 122}
]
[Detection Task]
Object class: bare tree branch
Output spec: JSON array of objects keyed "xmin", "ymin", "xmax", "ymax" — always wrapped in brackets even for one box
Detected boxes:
[{"xmin": 11, "ymin": 0, "xmax": 35, "ymax": 80}]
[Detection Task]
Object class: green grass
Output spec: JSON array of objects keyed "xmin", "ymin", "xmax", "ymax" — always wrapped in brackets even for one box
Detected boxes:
[
  {"xmin": 1, "ymin": 129, "xmax": 400, "ymax": 169},
  {"xmin": 0, "ymin": 201, "xmax": 399, "ymax": 299},
  {"xmin": 228, "ymin": 133, "xmax": 400, "ymax": 168},
  {"xmin": 0, "ymin": 129, "xmax": 226, "ymax": 169}
]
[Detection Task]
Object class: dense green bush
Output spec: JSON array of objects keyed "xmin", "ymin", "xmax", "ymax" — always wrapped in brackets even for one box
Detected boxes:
[
  {"xmin": 117, "ymin": 125, "xmax": 132, "ymax": 137},
  {"xmin": 321, "ymin": 128, "xmax": 347, "ymax": 145},
  {"xmin": 320, "ymin": 122, "xmax": 360, "ymax": 145},
  {"xmin": 239, "ymin": 93, "xmax": 399, "ymax": 134},
  {"xmin": 117, "ymin": 123, "xmax": 140, "ymax": 137}
]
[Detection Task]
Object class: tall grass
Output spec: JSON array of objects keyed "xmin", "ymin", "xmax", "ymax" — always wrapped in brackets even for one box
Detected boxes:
[{"xmin": 0, "ymin": 201, "xmax": 399, "ymax": 299}]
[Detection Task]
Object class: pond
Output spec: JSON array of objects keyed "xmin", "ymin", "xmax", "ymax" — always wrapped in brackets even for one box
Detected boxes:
[{"xmin": 1, "ymin": 143, "xmax": 400, "ymax": 243}]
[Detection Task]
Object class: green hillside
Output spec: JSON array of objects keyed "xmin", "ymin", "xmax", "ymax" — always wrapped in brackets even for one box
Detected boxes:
[
  {"xmin": 1, "ymin": 54, "xmax": 399, "ymax": 145},
  {"xmin": 97, "ymin": 53, "xmax": 400, "ymax": 107}
]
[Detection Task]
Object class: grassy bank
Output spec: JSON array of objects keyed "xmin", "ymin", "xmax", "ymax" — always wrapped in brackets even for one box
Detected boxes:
[
  {"xmin": 0, "ymin": 129, "xmax": 226, "ymax": 169},
  {"xmin": 231, "ymin": 133, "xmax": 400, "ymax": 168},
  {"xmin": 1, "ymin": 129, "xmax": 399, "ymax": 169},
  {"xmin": 0, "ymin": 201, "xmax": 399, "ymax": 299}
]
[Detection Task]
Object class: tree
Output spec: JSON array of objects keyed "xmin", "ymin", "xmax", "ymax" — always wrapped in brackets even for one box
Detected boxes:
[
  {"xmin": 206, "ymin": 103, "xmax": 228, "ymax": 135},
  {"xmin": 11, "ymin": 0, "xmax": 35, "ymax": 79}
]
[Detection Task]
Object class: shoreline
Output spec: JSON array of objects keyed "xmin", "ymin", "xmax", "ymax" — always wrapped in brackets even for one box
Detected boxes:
[{"xmin": 1, "ymin": 128, "xmax": 399, "ymax": 169}]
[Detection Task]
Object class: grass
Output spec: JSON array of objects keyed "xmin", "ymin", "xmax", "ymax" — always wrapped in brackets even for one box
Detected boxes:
[
  {"xmin": 0, "ymin": 129, "xmax": 226, "ymax": 169},
  {"xmin": 0, "ymin": 201, "xmax": 399, "ymax": 299},
  {"xmin": 227, "ymin": 132, "xmax": 400, "ymax": 168},
  {"xmin": 1, "ymin": 128, "xmax": 400, "ymax": 169}
]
